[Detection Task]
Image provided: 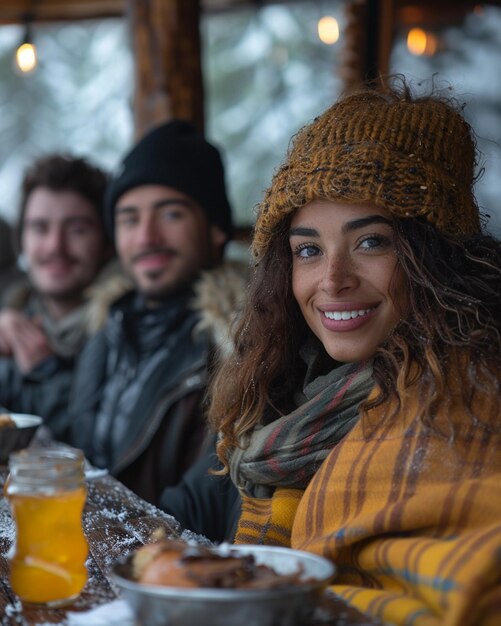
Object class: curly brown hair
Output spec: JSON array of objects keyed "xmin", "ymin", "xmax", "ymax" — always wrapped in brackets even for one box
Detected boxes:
[{"xmin": 209, "ymin": 215, "xmax": 501, "ymax": 471}]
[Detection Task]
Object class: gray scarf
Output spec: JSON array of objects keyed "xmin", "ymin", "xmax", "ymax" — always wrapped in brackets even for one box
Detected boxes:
[
  {"xmin": 230, "ymin": 342, "xmax": 374, "ymax": 498},
  {"xmin": 30, "ymin": 295, "xmax": 88, "ymax": 359}
]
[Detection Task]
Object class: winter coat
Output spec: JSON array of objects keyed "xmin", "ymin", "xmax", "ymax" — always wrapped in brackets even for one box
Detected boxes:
[
  {"xmin": 68, "ymin": 261, "xmax": 248, "ymax": 505},
  {"xmin": 159, "ymin": 437, "xmax": 241, "ymax": 544},
  {"xmin": 234, "ymin": 361, "xmax": 501, "ymax": 626},
  {"xmin": 0, "ymin": 260, "xmax": 128, "ymax": 438}
]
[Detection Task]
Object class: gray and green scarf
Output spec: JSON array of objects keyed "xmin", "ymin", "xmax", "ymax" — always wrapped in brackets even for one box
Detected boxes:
[{"xmin": 230, "ymin": 341, "xmax": 374, "ymax": 498}]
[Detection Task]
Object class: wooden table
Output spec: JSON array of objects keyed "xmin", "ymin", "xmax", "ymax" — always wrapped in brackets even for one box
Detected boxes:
[{"xmin": 0, "ymin": 470, "xmax": 382, "ymax": 626}]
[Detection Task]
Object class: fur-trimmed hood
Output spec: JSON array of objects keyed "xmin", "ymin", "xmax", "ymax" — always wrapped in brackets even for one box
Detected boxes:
[
  {"xmin": 191, "ymin": 260, "xmax": 249, "ymax": 357},
  {"xmin": 86, "ymin": 259, "xmax": 249, "ymax": 353},
  {"xmin": 3, "ymin": 258, "xmax": 249, "ymax": 353}
]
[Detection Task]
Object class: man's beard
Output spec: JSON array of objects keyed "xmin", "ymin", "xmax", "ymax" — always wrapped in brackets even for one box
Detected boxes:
[{"xmin": 134, "ymin": 269, "xmax": 199, "ymax": 307}]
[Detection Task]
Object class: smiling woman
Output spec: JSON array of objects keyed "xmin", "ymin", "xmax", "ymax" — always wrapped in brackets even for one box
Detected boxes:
[
  {"xmin": 206, "ymin": 78, "xmax": 501, "ymax": 626},
  {"xmin": 289, "ymin": 201, "xmax": 405, "ymax": 363}
]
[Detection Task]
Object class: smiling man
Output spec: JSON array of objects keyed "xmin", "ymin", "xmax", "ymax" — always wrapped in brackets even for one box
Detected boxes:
[
  {"xmin": 67, "ymin": 120, "xmax": 246, "ymax": 505},
  {"xmin": 0, "ymin": 155, "xmax": 114, "ymax": 437}
]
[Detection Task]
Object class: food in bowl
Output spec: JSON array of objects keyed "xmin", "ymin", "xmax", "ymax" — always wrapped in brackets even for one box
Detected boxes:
[
  {"xmin": 0, "ymin": 413, "xmax": 43, "ymax": 464},
  {"xmin": 113, "ymin": 539, "xmax": 336, "ymax": 626},
  {"xmin": 132, "ymin": 538, "xmax": 307, "ymax": 590},
  {"xmin": 0, "ymin": 413, "xmax": 16, "ymax": 429}
]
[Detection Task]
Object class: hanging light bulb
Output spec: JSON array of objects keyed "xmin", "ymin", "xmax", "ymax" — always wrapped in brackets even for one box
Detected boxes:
[
  {"xmin": 15, "ymin": 22, "xmax": 38, "ymax": 74},
  {"xmin": 407, "ymin": 28, "xmax": 438, "ymax": 57},
  {"xmin": 318, "ymin": 16, "xmax": 340, "ymax": 45}
]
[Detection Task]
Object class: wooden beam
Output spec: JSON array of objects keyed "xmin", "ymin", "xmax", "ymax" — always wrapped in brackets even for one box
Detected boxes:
[
  {"xmin": 0, "ymin": 1, "xmax": 124, "ymax": 24},
  {"xmin": 339, "ymin": 0, "xmax": 370, "ymax": 91},
  {"xmin": 1, "ymin": 0, "xmax": 500, "ymax": 25},
  {"xmin": 339, "ymin": 0, "xmax": 396, "ymax": 91},
  {"xmin": 378, "ymin": 0, "xmax": 396, "ymax": 79},
  {"xmin": 0, "ymin": 0, "xmax": 262, "ymax": 25},
  {"xmin": 127, "ymin": 0, "xmax": 205, "ymax": 139}
]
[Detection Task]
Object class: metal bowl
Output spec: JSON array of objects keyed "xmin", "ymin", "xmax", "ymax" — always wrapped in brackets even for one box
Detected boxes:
[
  {"xmin": 0, "ymin": 413, "xmax": 43, "ymax": 464},
  {"xmin": 112, "ymin": 543, "xmax": 335, "ymax": 626}
]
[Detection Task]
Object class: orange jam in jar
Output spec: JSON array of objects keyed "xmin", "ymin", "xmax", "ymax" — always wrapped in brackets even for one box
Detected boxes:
[{"xmin": 6, "ymin": 446, "xmax": 88, "ymax": 606}]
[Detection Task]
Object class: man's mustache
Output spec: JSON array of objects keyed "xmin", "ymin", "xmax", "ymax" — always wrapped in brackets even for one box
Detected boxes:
[
  {"xmin": 37, "ymin": 254, "xmax": 77, "ymax": 265},
  {"xmin": 131, "ymin": 248, "xmax": 178, "ymax": 263}
]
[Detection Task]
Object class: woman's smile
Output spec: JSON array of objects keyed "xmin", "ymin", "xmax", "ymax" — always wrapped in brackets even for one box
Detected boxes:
[{"xmin": 319, "ymin": 303, "xmax": 379, "ymax": 331}]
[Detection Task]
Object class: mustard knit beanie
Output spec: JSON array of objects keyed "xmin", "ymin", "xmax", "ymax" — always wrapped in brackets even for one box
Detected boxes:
[{"xmin": 253, "ymin": 86, "xmax": 481, "ymax": 259}]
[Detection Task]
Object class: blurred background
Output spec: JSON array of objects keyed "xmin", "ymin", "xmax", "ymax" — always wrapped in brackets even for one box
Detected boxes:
[{"xmin": 1, "ymin": 0, "xmax": 500, "ymax": 237}]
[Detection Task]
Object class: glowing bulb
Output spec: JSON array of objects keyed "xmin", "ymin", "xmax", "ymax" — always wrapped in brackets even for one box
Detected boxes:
[
  {"xmin": 407, "ymin": 28, "xmax": 437, "ymax": 56},
  {"xmin": 318, "ymin": 16, "xmax": 339, "ymax": 45},
  {"xmin": 15, "ymin": 41, "xmax": 37, "ymax": 73}
]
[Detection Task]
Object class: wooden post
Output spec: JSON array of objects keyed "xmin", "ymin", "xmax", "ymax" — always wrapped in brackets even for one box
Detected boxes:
[
  {"xmin": 377, "ymin": 0, "xmax": 396, "ymax": 81},
  {"xmin": 126, "ymin": 0, "xmax": 204, "ymax": 139},
  {"xmin": 340, "ymin": 0, "xmax": 396, "ymax": 92}
]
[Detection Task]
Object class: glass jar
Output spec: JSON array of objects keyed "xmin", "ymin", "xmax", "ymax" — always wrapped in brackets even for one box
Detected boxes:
[{"xmin": 5, "ymin": 446, "xmax": 88, "ymax": 606}]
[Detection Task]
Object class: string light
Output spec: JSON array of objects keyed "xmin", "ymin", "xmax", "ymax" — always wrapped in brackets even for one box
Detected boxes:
[
  {"xmin": 14, "ymin": 19, "xmax": 37, "ymax": 74},
  {"xmin": 317, "ymin": 16, "xmax": 339, "ymax": 45},
  {"xmin": 406, "ymin": 27, "xmax": 438, "ymax": 56},
  {"xmin": 15, "ymin": 43, "xmax": 37, "ymax": 73}
]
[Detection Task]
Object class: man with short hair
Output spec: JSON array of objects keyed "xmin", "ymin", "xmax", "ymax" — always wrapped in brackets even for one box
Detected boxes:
[
  {"xmin": 68, "ymin": 120, "xmax": 246, "ymax": 504},
  {"xmin": 0, "ymin": 154, "xmax": 115, "ymax": 437}
]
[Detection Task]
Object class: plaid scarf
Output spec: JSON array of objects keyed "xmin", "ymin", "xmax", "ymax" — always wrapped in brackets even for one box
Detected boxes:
[{"xmin": 229, "ymin": 347, "xmax": 373, "ymax": 498}]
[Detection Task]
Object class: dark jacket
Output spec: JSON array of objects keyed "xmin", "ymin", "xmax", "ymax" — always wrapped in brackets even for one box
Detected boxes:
[
  {"xmin": 159, "ymin": 442, "xmax": 241, "ymax": 544},
  {"xmin": 68, "ymin": 261, "xmax": 247, "ymax": 505},
  {"xmin": 0, "ymin": 261, "xmax": 128, "ymax": 439},
  {"xmin": 0, "ymin": 348, "xmax": 74, "ymax": 439}
]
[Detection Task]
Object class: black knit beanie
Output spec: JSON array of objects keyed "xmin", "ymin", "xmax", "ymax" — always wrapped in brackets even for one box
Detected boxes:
[{"xmin": 105, "ymin": 119, "xmax": 233, "ymax": 240}]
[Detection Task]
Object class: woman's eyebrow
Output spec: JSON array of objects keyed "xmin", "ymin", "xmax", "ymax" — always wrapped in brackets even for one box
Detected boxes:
[
  {"xmin": 289, "ymin": 216, "xmax": 392, "ymax": 238},
  {"xmin": 289, "ymin": 226, "xmax": 319, "ymax": 238},
  {"xmin": 342, "ymin": 215, "xmax": 392, "ymax": 233}
]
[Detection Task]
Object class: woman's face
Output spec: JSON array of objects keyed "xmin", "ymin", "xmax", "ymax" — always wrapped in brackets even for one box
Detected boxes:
[{"xmin": 289, "ymin": 200, "xmax": 406, "ymax": 363}]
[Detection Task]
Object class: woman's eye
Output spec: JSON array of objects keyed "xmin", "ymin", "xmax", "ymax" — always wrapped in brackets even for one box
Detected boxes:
[
  {"xmin": 358, "ymin": 234, "xmax": 392, "ymax": 251},
  {"xmin": 294, "ymin": 243, "xmax": 320, "ymax": 258}
]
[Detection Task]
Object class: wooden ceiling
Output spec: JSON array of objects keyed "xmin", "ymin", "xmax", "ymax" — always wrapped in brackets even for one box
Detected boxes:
[
  {"xmin": 1, "ymin": 0, "xmax": 253, "ymax": 24},
  {"xmin": 1, "ymin": 0, "xmax": 500, "ymax": 25}
]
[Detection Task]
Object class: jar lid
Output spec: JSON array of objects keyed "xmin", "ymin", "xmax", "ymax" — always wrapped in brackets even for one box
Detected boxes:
[{"xmin": 8, "ymin": 445, "xmax": 85, "ymax": 489}]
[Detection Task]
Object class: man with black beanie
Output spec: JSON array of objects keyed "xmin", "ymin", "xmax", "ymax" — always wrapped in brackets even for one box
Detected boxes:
[{"xmin": 67, "ymin": 120, "xmax": 246, "ymax": 505}]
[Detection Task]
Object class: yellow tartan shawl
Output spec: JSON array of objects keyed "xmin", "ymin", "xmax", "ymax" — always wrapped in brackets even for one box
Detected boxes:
[
  {"xmin": 235, "ymin": 379, "xmax": 501, "ymax": 626},
  {"xmin": 235, "ymin": 488, "xmax": 303, "ymax": 546}
]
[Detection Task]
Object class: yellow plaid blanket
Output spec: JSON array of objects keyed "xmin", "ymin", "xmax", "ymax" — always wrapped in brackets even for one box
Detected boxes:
[{"xmin": 235, "ymin": 382, "xmax": 501, "ymax": 626}]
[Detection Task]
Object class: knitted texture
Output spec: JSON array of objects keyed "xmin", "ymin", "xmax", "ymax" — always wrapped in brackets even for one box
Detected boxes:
[
  {"xmin": 106, "ymin": 120, "xmax": 233, "ymax": 241},
  {"xmin": 253, "ymin": 90, "xmax": 481, "ymax": 258}
]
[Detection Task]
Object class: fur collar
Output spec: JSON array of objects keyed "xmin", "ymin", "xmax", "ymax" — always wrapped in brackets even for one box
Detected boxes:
[
  {"xmin": 2, "ymin": 259, "xmax": 249, "ymax": 354},
  {"xmin": 191, "ymin": 260, "xmax": 249, "ymax": 357},
  {"xmin": 86, "ymin": 259, "xmax": 249, "ymax": 354}
]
